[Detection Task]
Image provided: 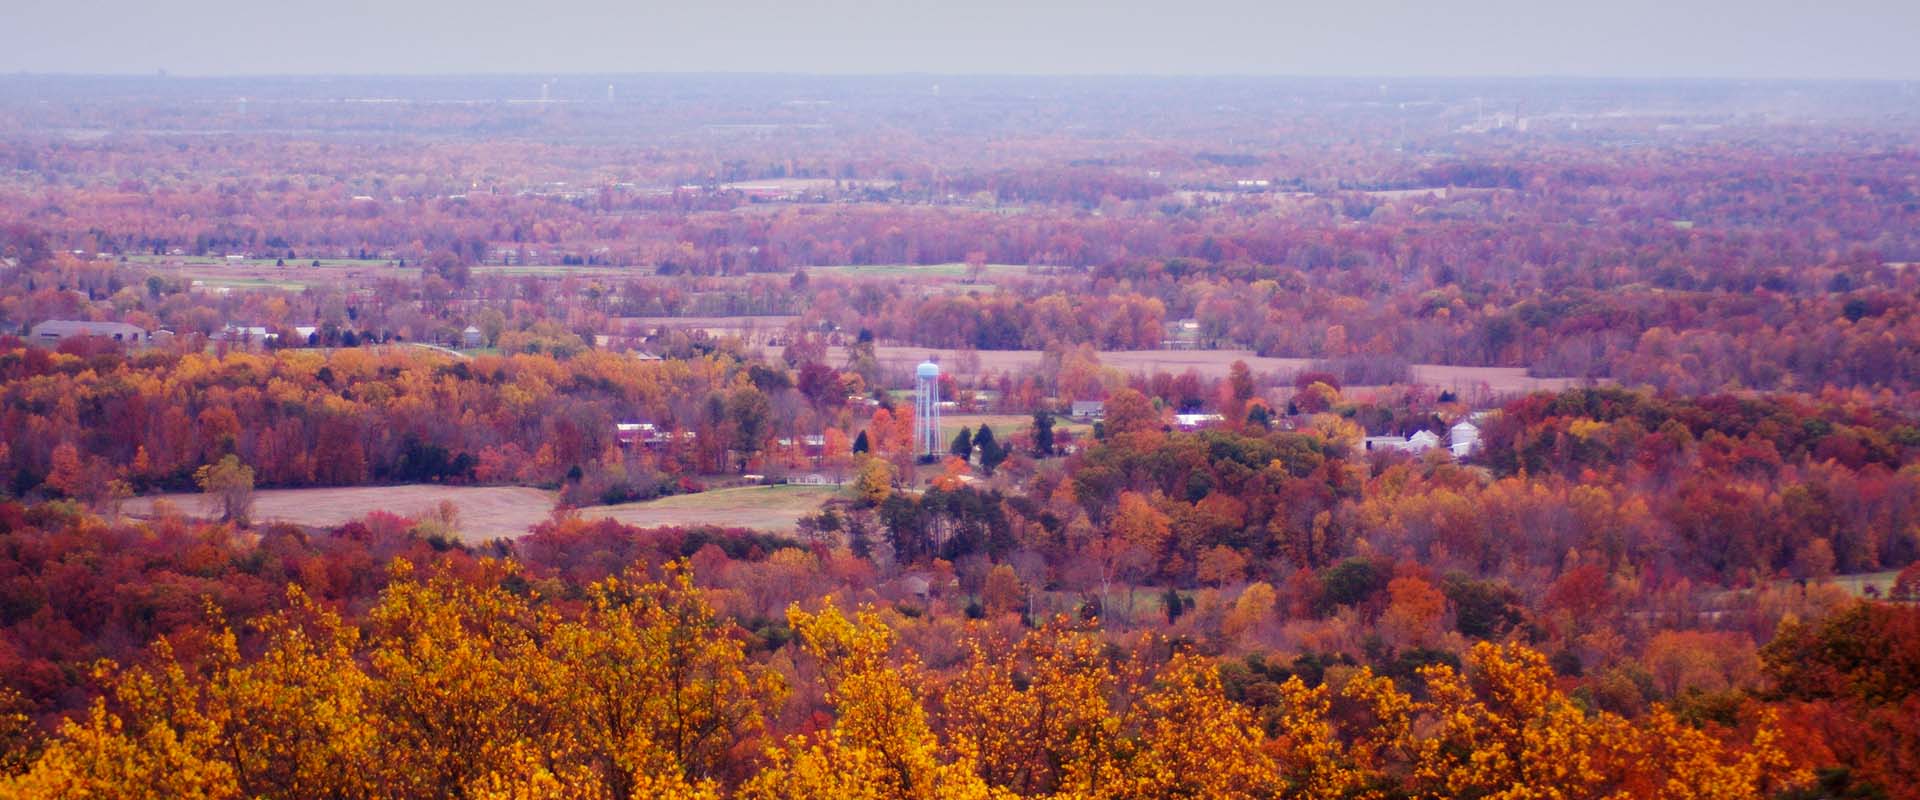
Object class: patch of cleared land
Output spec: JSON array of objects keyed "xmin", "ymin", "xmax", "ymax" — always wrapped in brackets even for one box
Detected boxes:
[
  {"xmin": 124, "ymin": 485, "xmax": 558, "ymax": 542},
  {"xmin": 578, "ymin": 484, "xmax": 840, "ymax": 532},
  {"xmin": 830, "ymin": 346, "xmax": 1586, "ymax": 395},
  {"xmin": 614, "ymin": 315, "xmax": 801, "ymax": 334},
  {"xmin": 939, "ymin": 413, "xmax": 1036, "ymax": 443},
  {"xmin": 132, "ymin": 256, "xmax": 410, "ymax": 291},
  {"xmin": 1405, "ymin": 364, "xmax": 1587, "ymax": 395},
  {"xmin": 806, "ymin": 263, "xmax": 1034, "ymax": 281},
  {"xmin": 828, "ymin": 345, "xmax": 1314, "ymax": 379},
  {"xmin": 1825, "ymin": 569, "xmax": 1906, "ymax": 598},
  {"xmin": 935, "ymin": 413, "xmax": 1092, "ymax": 445},
  {"xmin": 126, "ymin": 483, "xmax": 847, "ymax": 540},
  {"xmin": 470, "ymin": 265, "xmax": 636, "ymax": 278},
  {"xmin": 719, "ymin": 177, "xmax": 896, "ymax": 192},
  {"xmin": 131, "ymin": 255, "xmax": 637, "ymax": 290}
]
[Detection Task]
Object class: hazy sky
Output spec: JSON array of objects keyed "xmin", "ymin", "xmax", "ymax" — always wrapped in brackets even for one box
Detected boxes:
[{"xmin": 4, "ymin": 0, "xmax": 1917, "ymax": 79}]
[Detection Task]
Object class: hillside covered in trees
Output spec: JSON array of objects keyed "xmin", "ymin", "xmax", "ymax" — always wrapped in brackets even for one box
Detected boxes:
[{"xmin": 2, "ymin": 75, "xmax": 1919, "ymax": 798}]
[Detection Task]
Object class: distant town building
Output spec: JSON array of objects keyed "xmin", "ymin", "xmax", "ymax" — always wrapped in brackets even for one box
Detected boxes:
[
  {"xmin": 1071, "ymin": 400, "xmax": 1105, "ymax": 419},
  {"xmin": 28, "ymin": 320, "xmax": 150, "ymax": 347},
  {"xmin": 462, "ymin": 325, "xmax": 485, "ymax": 348}
]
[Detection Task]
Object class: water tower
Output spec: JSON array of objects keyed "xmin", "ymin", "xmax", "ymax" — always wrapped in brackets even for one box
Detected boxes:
[{"xmin": 914, "ymin": 360, "xmax": 941, "ymax": 458}]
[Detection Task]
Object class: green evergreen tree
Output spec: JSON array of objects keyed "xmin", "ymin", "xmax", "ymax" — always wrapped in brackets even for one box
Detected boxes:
[
  {"xmin": 975, "ymin": 425, "xmax": 1008, "ymax": 474},
  {"xmin": 1032, "ymin": 411, "xmax": 1055, "ymax": 456},
  {"xmin": 951, "ymin": 426, "xmax": 974, "ymax": 461}
]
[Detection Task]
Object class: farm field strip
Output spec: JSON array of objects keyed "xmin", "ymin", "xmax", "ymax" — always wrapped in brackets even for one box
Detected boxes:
[
  {"xmin": 121, "ymin": 483, "xmax": 856, "ymax": 541},
  {"xmin": 123, "ymin": 485, "xmax": 558, "ymax": 543},
  {"xmin": 826, "ymin": 345, "xmax": 1587, "ymax": 394},
  {"xmin": 577, "ymin": 484, "xmax": 841, "ymax": 531}
]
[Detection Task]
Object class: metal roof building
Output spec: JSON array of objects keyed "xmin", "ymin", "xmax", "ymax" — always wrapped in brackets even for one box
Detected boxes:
[{"xmin": 28, "ymin": 320, "xmax": 149, "ymax": 346}]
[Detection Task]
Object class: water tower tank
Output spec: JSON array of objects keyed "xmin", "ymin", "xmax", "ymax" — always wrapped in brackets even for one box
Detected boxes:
[{"xmin": 914, "ymin": 361, "xmax": 942, "ymax": 458}]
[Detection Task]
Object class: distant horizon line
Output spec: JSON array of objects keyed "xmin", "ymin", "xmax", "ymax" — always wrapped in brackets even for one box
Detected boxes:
[{"xmin": 5, "ymin": 70, "xmax": 1918, "ymax": 85}]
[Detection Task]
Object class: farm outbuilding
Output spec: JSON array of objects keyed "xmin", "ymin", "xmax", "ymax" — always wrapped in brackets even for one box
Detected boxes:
[
  {"xmin": 28, "ymin": 320, "xmax": 150, "ymax": 347},
  {"xmin": 1450, "ymin": 420, "xmax": 1482, "ymax": 458},
  {"xmin": 1366, "ymin": 430, "xmax": 1445, "ymax": 455}
]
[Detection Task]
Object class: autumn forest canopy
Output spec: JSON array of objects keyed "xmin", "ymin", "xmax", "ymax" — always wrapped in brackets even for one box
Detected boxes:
[{"xmin": 1, "ymin": 74, "xmax": 1919, "ymax": 798}]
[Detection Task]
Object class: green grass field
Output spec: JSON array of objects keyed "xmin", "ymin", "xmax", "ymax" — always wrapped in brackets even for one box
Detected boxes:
[
  {"xmin": 578, "ymin": 484, "xmax": 841, "ymax": 532},
  {"xmin": 939, "ymin": 414, "xmax": 1033, "ymax": 443}
]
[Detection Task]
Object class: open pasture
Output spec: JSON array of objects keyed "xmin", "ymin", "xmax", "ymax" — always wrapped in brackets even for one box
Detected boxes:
[
  {"xmin": 938, "ymin": 413, "xmax": 1035, "ymax": 443},
  {"xmin": 578, "ymin": 484, "xmax": 840, "ymax": 532},
  {"xmin": 1826, "ymin": 569, "xmax": 1907, "ymax": 598},
  {"xmin": 133, "ymin": 256, "xmax": 399, "ymax": 290},
  {"xmin": 1407, "ymin": 364, "xmax": 1586, "ymax": 395},
  {"xmin": 805, "ymin": 262, "xmax": 1034, "ymax": 281},
  {"xmin": 615, "ymin": 315, "xmax": 801, "ymax": 334},
  {"xmin": 936, "ymin": 413, "xmax": 1095, "ymax": 452},
  {"xmin": 131, "ymin": 255, "xmax": 638, "ymax": 291},
  {"xmin": 123, "ymin": 482, "xmax": 849, "ymax": 540},
  {"xmin": 829, "ymin": 345, "xmax": 1585, "ymax": 395},
  {"xmin": 828, "ymin": 345, "xmax": 1317, "ymax": 380}
]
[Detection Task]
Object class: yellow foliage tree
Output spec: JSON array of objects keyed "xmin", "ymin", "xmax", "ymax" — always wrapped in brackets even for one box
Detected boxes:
[
  {"xmin": 1221, "ymin": 582, "xmax": 1277, "ymax": 642},
  {"xmin": 193, "ymin": 454, "xmax": 255, "ymax": 525},
  {"xmin": 1111, "ymin": 653, "xmax": 1275, "ymax": 799},
  {"xmin": 0, "ymin": 563, "xmax": 781, "ymax": 800},
  {"xmin": 939, "ymin": 621, "xmax": 1120, "ymax": 796},
  {"xmin": 854, "ymin": 456, "xmax": 896, "ymax": 506},
  {"xmin": 743, "ymin": 604, "xmax": 1006, "ymax": 800},
  {"xmin": 981, "ymin": 565, "xmax": 1023, "ymax": 617}
]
